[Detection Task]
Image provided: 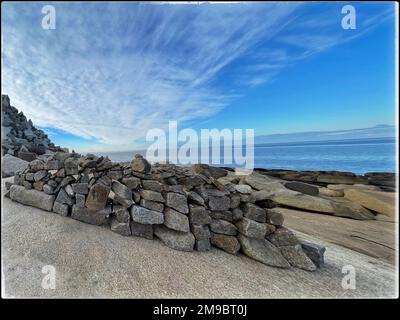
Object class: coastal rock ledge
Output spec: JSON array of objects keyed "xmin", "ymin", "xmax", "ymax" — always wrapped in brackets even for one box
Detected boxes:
[{"xmin": 5, "ymin": 152, "xmax": 327, "ymax": 272}]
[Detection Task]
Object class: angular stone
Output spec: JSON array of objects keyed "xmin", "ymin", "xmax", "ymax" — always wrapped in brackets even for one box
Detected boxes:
[
  {"xmin": 238, "ymin": 234, "xmax": 290, "ymax": 268},
  {"xmin": 234, "ymin": 184, "xmax": 253, "ymax": 194},
  {"xmin": 191, "ymin": 164, "xmax": 227, "ymax": 179},
  {"xmin": 131, "ymin": 154, "xmax": 151, "ymax": 173},
  {"xmin": 60, "ymin": 176, "xmax": 75, "ymax": 187},
  {"xmin": 55, "ymin": 168, "xmax": 65, "ymax": 178},
  {"xmin": 9, "ymin": 185, "xmax": 55, "ymax": 211},
  {"xmin": 121, "ymin": 176, "xmax": 141, "ymax": 189},
  {"xmin": 65, "ymin": 184, "xmax": 74, "ymax": 197},
  {"xmin": 265, "ymin": 223, "xmax": 276, "ymax": 236},
  {"xmin": 55, "ymin": 188, "xmax": 74, "ymax": 206},
  {"xmin": 64, "ymin": 157, "xmax": 78, "ymax": 175},
  {"xmin": 113, "ymin": 205, "xmax": 130, "ymax": 222},
  {"xmin": 107, "ymin": 170, "xmax": 123, "ymax": 180},
  {"xmin": 75, "ymin": 194, "xmax": 85, "ymax": 208},
  {"xmin": 210, "ymin": 232, "xmax": 240, "ymax": 254},
  {"xmin": 85, "ymin": 183, "xmax": 110, "ymax": 210},
  {"xmin": 244, "ymin": 173, "xmax": 285, "ymax": 192},
  {"xmin": 166, "ymin": 192, "xmax": 188, "ymax": 214},
  {"xmin": 13, "ymin": 172, "xmax": 25, "ymax": 185},
  {"xmin": 235, "ymin": 218, "xmax": 267, "ymax": 239},
  {"xmin": 33, "ymin": 181, "xmax": 44, "ymax": 191},
  {"xmin": 54, "ymin": 152, "xmax": 74, "ymax": 162},
  {"xmin": 252, "ymin": 190, "xmax": 274, "ymax": 202},
  {"xmin": 229, "ymin": 194, "xmax": 241, "ymax": 209},
  {"xmin": 71, "ymin": 205, "xmax": 109, "ymax": 225},
  {"xmin": 196, "ymin": 239, "xmax": 211, "ymax": 252},
  {"xmin": 140, "ymin": 199, "xmax": 164, "ymax": 212},
  {"xmin": 241, "ymin": 203, "xmax": 266, "ymax": 223},
  {"xmin": 210, "ymin": 219, "xmax": 237, "ymax": 235},
  {"xmin": 23, "ymin": 181, "xmax": 32, "ymax": 189},
  {"xmin": 208, "ymin": 195, "xmax": 230, "ymax": 211},
  {"xmin": 5, "ymin": 181, "xmax": 13, "ymax": 190},
  {"xmin": 130, "ymin": 222, "xmax": 153, "ymax": 240},
  {"xmin": 140, "ymin": 189, "xmax": 165, "ymax": 203},
  {"xmin": 154, "ymin": 225, "xmax": 195, "ymax": 252},
  {"xmin": 191, "ymin": 224, "xmax": 211, "ymax": 240},
  {"xmin": 71, "ymin": 183, "xmax": 88, "ymax": 195},
  {"xmin": 189, "ymin": 205, "xmax": 211, "ymax": 225},
  {"xmin": 284, "ymin": 181, "xmax": 319, "ymax": 196},
  {"xmin": 209, "ymin": 210, "xmax": 233, "ymax": 222},
  {"xmin": 239, "ymin": 193, "xmax": 256, "ymax": 203},
  {"xmin": 98, "ymin": 175, "xmax": 112, "ymax": 187},
  {"xmin": 46, "ymin": 159, "xmax": 62, "ymax": 170},
  {"xmin": 133, "ymin": 190, "xmax": 141, "ymax": 203},
  {"xmin": 53, "ymin": 201, "xmax": 69, "ymax": 216},
  {"xmin": 17, "ymin": 151, "xmax": 36, "ymax": 162},
  {"xmin": 130, "ymin": 205, "xmax": 164, "ymax": 224},
  {"xmin": 280, "ymin": 245, "xmax": 317, "ymax": 271},
  {"xmin": 266, "ymin": 227, "xmax": 300, "ymax": 247},
  {"xmin": 112, "ymin": 181, "xmax": 132, "ymax": 200},
  {"xmin": 300, "ymin": 240, "xmax": 326, "ymax": 268},
  {"xmin": 29, "ymin": 159, "xmax": 46, "ymax": 172},
  {"xmin": 111, "ymin": 217, "xmax": 131, "ymax": 236},
  {"xmin": 25, "ymin": 173, "xmax": 35, "ymax": 181},
  {"xmin": 266, "ymin": 208, "xmax": 285, "ymax": 226},
  {"xmin": 142, "ymin": 180, "xmax": 164, "ymax": 192},
  {"xmin": 187, "ymin": 191, "xmax": 205, "ymax": 206},
  {"xmin": 2, "ymin": 155, "xmax": 28, "ymax": 178},
  {"xmin": 164, "ymin": 207, "xmax": 190, "ymax": 232},
  {"xmin": 232, "ymin": 208, "xmax": 243, "ymax": 221}
]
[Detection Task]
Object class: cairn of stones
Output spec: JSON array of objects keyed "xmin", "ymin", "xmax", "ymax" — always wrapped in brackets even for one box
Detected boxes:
[
  {"xmin": 5, "ymin": 153, "xmax": 325, "ymax": 271},
  {"xmin": 1, "ymin": 95, "xmax": 66, "ymax": 161}
]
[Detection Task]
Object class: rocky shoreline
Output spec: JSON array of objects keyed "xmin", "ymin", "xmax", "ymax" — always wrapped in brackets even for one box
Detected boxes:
[
  {"xmin": 1, "ymin": 94, "xmax": 67, "ymax": 176},
  {"xmin": 1, "ymin": 94, "xmax": 396, "ymax": 273},
  {"xmin": 3, "ymin": 150, "xmax": 396, "ymax": 272}
]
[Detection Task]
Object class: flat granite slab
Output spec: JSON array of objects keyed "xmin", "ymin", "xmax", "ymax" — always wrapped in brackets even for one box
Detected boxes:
[{"xmin": 278, "ymin": 207, "xmax": 397, "ymax": 265}]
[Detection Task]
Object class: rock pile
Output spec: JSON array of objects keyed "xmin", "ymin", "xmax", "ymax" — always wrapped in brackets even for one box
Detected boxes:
[
  {"xmin": 1, "ymin": 95, "xmax": 66, "ymax": 163},
  {"xmin": 5, "ymin": 153, "xmax": 326, "ymax": 272}
]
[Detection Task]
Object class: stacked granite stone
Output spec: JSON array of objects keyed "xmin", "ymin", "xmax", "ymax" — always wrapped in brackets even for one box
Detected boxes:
[
  {"xmin": 5, "ymin": 153, "xmax": 325, "ymax": 271},
  {"xmin": 1, "ymin": 95, "xmax": 66, "ymax": 161}
]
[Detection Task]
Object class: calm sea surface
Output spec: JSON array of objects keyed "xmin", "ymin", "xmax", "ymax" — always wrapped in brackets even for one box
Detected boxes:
[{"xmin": 99, "ymin": 138, "xmax": 396, "ymax": 175}]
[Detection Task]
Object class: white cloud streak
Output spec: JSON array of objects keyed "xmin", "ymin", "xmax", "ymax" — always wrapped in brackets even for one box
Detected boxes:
[{"xmin": 1, "ymin": 2, "xmax": 394, "ymax": 151}]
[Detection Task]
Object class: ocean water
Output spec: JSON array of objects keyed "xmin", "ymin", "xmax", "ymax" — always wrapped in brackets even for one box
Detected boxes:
[{"xmin": 101, "ymin": 138, "xmax": 396, "ymax": 175}]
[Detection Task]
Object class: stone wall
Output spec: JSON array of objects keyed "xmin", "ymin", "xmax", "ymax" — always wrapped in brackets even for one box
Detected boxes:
[{"xmin": 5, "ymin": 152, "xmax": 325, "ymax": 272}]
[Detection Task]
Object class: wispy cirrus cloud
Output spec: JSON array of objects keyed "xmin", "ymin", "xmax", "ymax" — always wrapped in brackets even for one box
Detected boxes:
[{"xmin": 1, "ymin": 2, "xmax": 394, "ymax": 151}]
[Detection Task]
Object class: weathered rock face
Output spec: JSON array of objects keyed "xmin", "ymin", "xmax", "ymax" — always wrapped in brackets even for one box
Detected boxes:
[
  {"xmin": 154, "ymin": 225, "xmax": 195, "ymax": 251},
  {"xmin": 2, "ymin": 154, "xmax": 29, "ymax": 178},
  {"xmin": 6, "ymin": 153, "xmax": 330, "ymax": 272},
  {"xmin": 130, "ymin": 154, "xmax": 151, "ymax": 173},
  {"xmin": 9, "ymin": 185, "xmax": 55, "ymax": 211},
  {"xmin": 1, "ymin": 95, "xmax": 66, "ymax": 162},
  {"xmin": 343, "ymin": 188, "xmax": 395, "ymax": 217},
  {"xmin": 238, "ymin": 234, "xmax": 290, "ymax": 268}
]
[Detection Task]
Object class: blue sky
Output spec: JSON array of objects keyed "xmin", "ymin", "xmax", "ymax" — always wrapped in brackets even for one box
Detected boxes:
[{"xmin": 1, "ymin": 2, "xmax": 397, "ymax": 152}]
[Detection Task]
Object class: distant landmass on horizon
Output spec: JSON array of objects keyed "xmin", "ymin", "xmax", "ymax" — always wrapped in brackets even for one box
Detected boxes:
[{"xmin": 255, "ymin": 125, "xmax": 396, "ymax": 145}]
